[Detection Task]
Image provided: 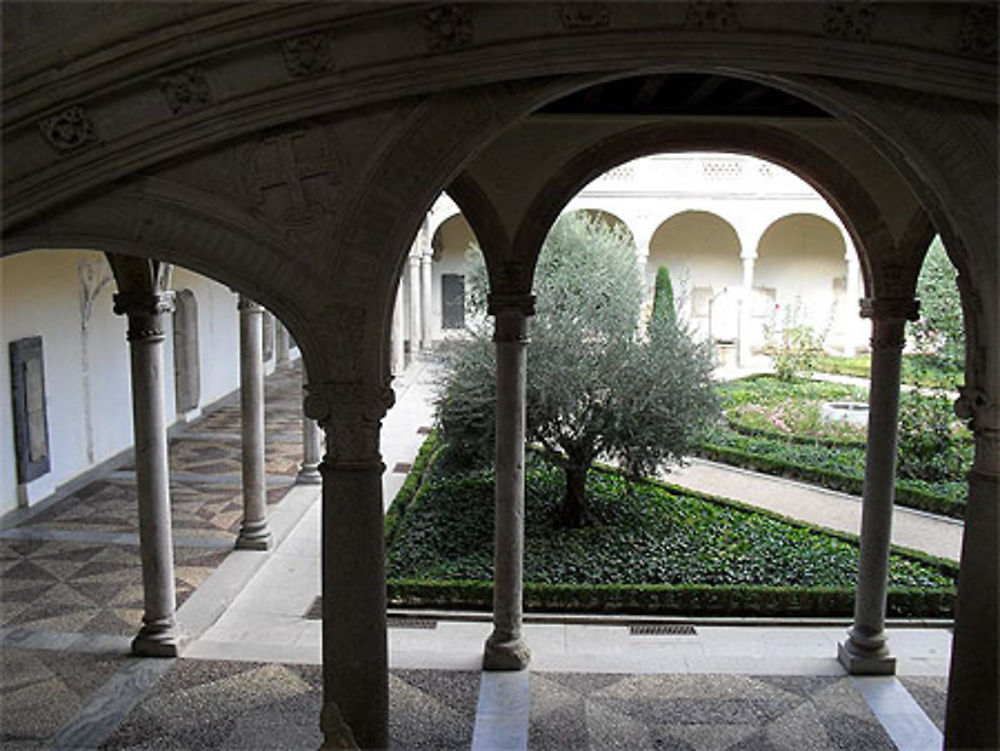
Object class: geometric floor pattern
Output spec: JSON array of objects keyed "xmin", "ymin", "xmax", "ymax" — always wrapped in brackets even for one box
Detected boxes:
[
  {"xmin": 0, "ymin": 647, "xmax": 128, "ymax": 751},
  {"xmin": 98, "ymin": 661, "xmax": 480, "ymax": 751},
  {"xmin": 0, "ymin": 539, "xmax": 227, "ymax": 635},
  {"xmin": 529, "ymin": 673, "xmax": 897, "ymax": 751}
]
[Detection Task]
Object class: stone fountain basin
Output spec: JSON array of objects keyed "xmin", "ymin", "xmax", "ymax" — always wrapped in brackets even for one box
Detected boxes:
[{"xmin": 820, "ymin": 401, "xmax": 869, "ymax": 428}]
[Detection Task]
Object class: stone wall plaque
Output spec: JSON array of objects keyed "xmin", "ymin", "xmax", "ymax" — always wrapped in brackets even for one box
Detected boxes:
[
  {"xmin": 9, "ymin": 336, "xmax": 51, "ymax": 483},
  {"xmin": 172, "ymin": 289, "xmax": 201, "ymax": 412}
]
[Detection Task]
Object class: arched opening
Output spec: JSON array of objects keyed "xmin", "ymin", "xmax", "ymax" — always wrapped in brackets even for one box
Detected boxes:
[
  {"xmin": 648, "ymin": 210, "xmax": 742, "ymax": 344},
  {"xmin": 430, "ymin": 212, "xmax": 477, "ymax": 337},
  {"xmin": 754, "ymin": 213, "xmax": 851, "ymax": 353}
]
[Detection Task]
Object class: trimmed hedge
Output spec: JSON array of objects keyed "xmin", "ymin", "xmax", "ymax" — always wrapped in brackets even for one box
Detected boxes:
[
  {"xmin": 386, "ymin": 578, "xmax": 953, "ymax": 619},
  {"xmin": 697, "ymin": 440, "xmax": 966, "ymax": 519},
  {"xmin": 384, "ymin": 430, "xmax": 441, "ymax": 548}
]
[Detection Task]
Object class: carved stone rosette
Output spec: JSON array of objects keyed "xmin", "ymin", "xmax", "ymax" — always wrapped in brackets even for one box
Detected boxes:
[
  {"xmin": 39, "ymin": 106, "xmax": 100, "ymax": 154},
  {"xmin": 559, "ymin": 2, "xmax": 609, "ymax": 29},
  {"xmin": 159, "ymin": 67, "xmax": 214, "ymax": 114},
  {"xmin": 684, "ymin": 0, "xmax": 740, "ymax": 32},
  {"xmin": 956, "ymin": 4, "xmax": 998, "ymax": 58},
  {"xmin": 282, "ymin": 33, "xmax": 335, "ymax": 77},
  {"xmin": 822, "ymin": 1, "xmax": 877, "ymax": 42},
  {"xmin": 304, "ymin": 381, "xmax": 395, "ymax": 471},
  {"xmin": 422, "ymin": 4, "xmax": 473, "ymax": 52},
  {"xmin": 113, "ymin": 292, "xmax": 176, "ymax": 342}
]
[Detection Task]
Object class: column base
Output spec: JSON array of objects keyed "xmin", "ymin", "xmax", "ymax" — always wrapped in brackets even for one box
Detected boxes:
[
  {"xmin": 131, "ymin": 621, "xmax": 180, "ymax": 658},
  {"xmin": 483, "ymin": 632, "xmax": 531, "ymax": 671},
  {"xmin": 838, "ymin": 631, "xmax": 896, "ymax": 675},
  {"xmin": 296, "ymin": 463, "xmax": 323, "ymax": 485},
  {"xmin": 235, "ymin": 521, "xmax": 273, "ymax": 551}
]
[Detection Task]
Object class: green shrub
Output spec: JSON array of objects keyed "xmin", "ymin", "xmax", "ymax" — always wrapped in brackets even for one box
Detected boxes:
[
  {"xmin": 650, "ymin": 265, "xmax": 677, "ymax": 330},
  {"xmin": 897, "ymin": 387, "xmax": 971, "ymax": 484}
]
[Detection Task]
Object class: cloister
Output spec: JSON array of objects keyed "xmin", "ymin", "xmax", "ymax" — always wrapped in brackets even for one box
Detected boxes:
[{"xmin": 1, "ymin": 3, "xmax": 996, "ymax": 749}]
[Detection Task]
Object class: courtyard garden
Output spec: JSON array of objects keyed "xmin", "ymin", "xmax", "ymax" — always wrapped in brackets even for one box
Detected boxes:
[{"xmin": 385, "ymin": 435, "xmax": 957, "ymax": 617}]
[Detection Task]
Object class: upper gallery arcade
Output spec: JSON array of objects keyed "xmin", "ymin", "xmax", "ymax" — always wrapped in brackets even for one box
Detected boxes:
[{"xmin": 2, "ymin": 3, "xmax": 996, "ymax": 750}]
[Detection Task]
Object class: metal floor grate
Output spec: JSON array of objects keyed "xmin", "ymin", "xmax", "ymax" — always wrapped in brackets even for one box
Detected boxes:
[
  {"xmin": 629, "ymin": 623, "xmax": 697, "ymax": 636},
  {"xmin": 393, "ymin": 462, "xmax": 413, "ymax": 474},
  {"xmin": 386, "ymin": 617, "xmax": 438, "ymax": 630}
]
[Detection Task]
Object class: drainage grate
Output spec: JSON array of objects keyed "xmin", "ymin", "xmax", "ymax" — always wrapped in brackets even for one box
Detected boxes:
[
  {"xmin": 393, "ymin": 462, "xmax": 413, "ymax": 474},
  {"xmin": 629, "ymin": 623, "xmax": 697, "ymax": 636},
  {"xmin": 416, "ymin": 426, "xmax": 433, "ymax": 434},
  {"xmin": 387, "ymin": 617, "xmax": 438, "ymax": 630}
]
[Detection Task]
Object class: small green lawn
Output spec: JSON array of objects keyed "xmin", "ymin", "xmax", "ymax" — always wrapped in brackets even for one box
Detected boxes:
[
  {"xmin": 700, "ymin": 375, "xmax": 970, "ymax": 519},
  {"xmin": 385, "ymin": 439, "xmax": 955, "ymax": 617},
  {"xmin": 814, "ymin": 353, "xmax": 963, "ymax": 389}
]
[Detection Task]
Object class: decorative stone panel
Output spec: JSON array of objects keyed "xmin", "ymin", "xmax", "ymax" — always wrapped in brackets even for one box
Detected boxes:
[
  {"xmin": 422, "ymin": 4, "xmax": 472, "ymax": 52},
  {"xmin": 281, "ymin": 33, "xmax": 335, "ymax": 77},
  {"xmin": 955, "ymin": 4, "xmax": 997, "ymax": 58},
  {"xmin": 159, "ymin": 67, "xmax": 214, "ymax": 114},
  {"xmin": 822, "ymin": 2, "xmax": 877, "ymax": 42},
  {"xmin": 684, "ymin": 1, "xmax": 740, "ymax": 32},
  {"xmin": 38, "ymin": 106, "xmax": 99, "ymax": 154},
  {"xmin": 559, "ymin": 3, "xmax": 609, "ymax": 29}
]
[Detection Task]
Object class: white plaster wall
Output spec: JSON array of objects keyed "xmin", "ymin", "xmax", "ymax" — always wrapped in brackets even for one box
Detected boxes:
[
  {"xmin": 1, "ymin": 250, "xmax": 129, "ymax": 514},
  {"xmin": 1, "ymin": 252, "xmax": 244, "ymax": 517},
  {"xmin": 430, "ymin": 214, "xmax": 477, "ymax": 340}
]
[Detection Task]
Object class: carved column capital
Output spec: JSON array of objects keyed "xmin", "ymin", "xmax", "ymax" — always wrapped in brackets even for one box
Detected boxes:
[
  {"xmin": 956, "ymin": 386, "xmax": 1000, "ymax": 477},
  {"xmin": 113, "ymin": 291, "xmax": 175, "ymax": 342},
  {"xmin": 304, "ymin": 380, "xmax": 394, "ymax": 471},
  {"xmin": 489, "ymin": 293, "xmax": 535, "ymax": 344},
  {"xmin": 860, "ymin": 297, "xmax": 919, "ymax": 352},
  {"xmin": 237, "ymin": 295, "xmax": 264, "ymax": 314}
]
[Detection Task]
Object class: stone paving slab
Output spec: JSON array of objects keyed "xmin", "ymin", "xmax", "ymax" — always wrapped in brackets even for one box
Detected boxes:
[{"xmin": 529, "ymin": 672, "xmax": 897, "ymax": 750}]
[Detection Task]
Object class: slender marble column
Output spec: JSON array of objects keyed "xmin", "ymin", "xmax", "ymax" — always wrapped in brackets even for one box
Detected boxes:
[
  {"xmin": 484, "ymin": 293, "xmax": 534, "ymax": 671},
  {"xmin": 408, "ymin": 254, "xmax": 421, "ymax": 360},
  {"xmin": 236, "ymin": 295, "xmax": 272, "ymax": 550},
  {"xmin": 276, "ymin": 322, "xmax": 290, "ymax": 365},
  {"xmin": 297, "ymin": 370, "xmax": 323, "ymax": 485},
  {"xmin": 113, "ymin": 290, "xmax": 180, "ymax": 657},
  {"xmin": 945, "ymin": 383, "xmax": 999, "ymax": 750},
  {"xmin": 838, "ymin": 297, "xmax": 918, "ymax": 674},
  {"xmin": 305, "ymin": 383, "xmax": 394, "ymax": 750},
  {"xmin": 420, "ymin": 254, "xmax": 433, "ymax": 349},
  {"xmin": 391, "ymin": 285, "xmax": 406, "ymax": 376},
  {"xmin": 844, "ymin": 251, "xmax": 862, "ymax": 356},
  {"xmin": 739, "ymin": 254, "xmax": 756, "ymax": 367}
]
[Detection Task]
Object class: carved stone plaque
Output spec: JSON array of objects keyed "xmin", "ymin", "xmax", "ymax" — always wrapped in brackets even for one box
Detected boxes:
[{"xmin": 9, "ymin": 336, "xmax": 51, "ymax": 483}]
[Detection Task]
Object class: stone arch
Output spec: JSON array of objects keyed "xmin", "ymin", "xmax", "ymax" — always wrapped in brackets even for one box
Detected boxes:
[
  {"xmin": 429, "ymin": 212, "xmax": 481, "ymax": 336},
  {"xmin": 647, "ymin": 210, "xmax": 742, "ymax": 342}
]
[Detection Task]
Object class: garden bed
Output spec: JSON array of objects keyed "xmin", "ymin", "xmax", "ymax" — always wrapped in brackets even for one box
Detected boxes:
[
  {"xmin": 385, "ymin": 436, "xmax": 956, "ymax": 618},
  {"xmin": 701, "ymin": 375, "xmax": 969, "ymax": 519}
]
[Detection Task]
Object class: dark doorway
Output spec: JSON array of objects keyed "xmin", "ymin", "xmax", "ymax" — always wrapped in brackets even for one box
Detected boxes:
[{"xmin": 442, "ymin": 274, "xmax": 465, "ymax": 330}]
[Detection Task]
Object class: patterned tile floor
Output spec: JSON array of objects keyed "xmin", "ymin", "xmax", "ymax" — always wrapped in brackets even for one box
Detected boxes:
[
  {"xmin": 529, "ymin": 673, "xmax": 906, "ymax": 750},
  {"xmin": 98, "ymin": 661, "xmax": 479, "ymax": 751}
]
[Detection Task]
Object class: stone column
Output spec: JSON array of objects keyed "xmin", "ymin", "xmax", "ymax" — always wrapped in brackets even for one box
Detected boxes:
[
  {"xmin": 113, "ymin": 290, "xmax": 180, "ymax": 657},
  {"xmin": 484, "ymin": 293, "xmax": 534, "ymax": 671},
  {"xmin": 304, "ymin": 382, "xmax": 394, "ymax": 750},
  {"xmin": 420, "ymin": 253, "xmax": 433, "ymax": 349},
  {"xmin": 739, "ymin": 254, "xmax": 756, "ymax": 367},
  {"xmin": 945, "ymin": 384, "xmax": 999, "ymax": 750},
  {"xmin": 297, "ymin": 369, "xmax": 323, "ymax": 485},
  {"xmin": 276, "ymin": 322, "xmax": 290, "ymax": 365},
  {"xmin": 838, "ymin": 297, "xmax": 918, "ymax": 674},
  {"xmin": 844, "ymin": 252, "xmax": 862, "ymax": 356},
  {"xmin": 408, "ymin": 254, "xmax": 421, "ymax": 360},
  {"xmin": 236, "ymin": 295, "xmax": 272, "ymax": 550},
  {"xmin": 391, "ymin": 285, "xmax": 406, "ymax": 376}
]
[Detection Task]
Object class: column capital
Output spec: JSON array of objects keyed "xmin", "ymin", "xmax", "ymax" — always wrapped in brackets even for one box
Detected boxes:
[
  {"xmin": 237, "ymin": 295, "xmax": 264, "ymax": 313},
  {"xmin": 113, "ymin": 291, "xmax": 175, "ymax": 341},
  {"xmin": 859, "ymin": 297, "xmax": 919, "ymax": 322},
  {"xmin": 956, "ymin": 386, "xmax": 1000, "ymax": 477},
  {"xmin": 487, "ymin": 292, "xmax": 536, "ymax": 318},
  {"xmin": 304, "ymin": 380, "xmax": 394, "ymax": 471}
]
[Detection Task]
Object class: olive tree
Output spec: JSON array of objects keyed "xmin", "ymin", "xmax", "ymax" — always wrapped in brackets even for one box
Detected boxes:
[{"xmin": 436, "ymin": 212, "xmax": 718, "ymax": 527}]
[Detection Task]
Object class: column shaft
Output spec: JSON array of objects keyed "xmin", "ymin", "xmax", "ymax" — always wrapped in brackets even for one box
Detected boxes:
[
  {"xmin": 945, "ymin": 381, "xmax": 999, "ymax": 749},
  {"xmin": 484, "ymin": 296, "xmax": 533, "ymax": 671},
  {"xmin": 305, "ymin": 384, "xmax": 393, "ymax": 750},
  {"xmin": 420, "ymin": 255, "xmax": 433, "ymax": 349},
  {"xmin": 739, "ymin": 255, "xmax": 755, "ymax": 366},
  {"xmin": 392, "ymin": 284, "xmax": 406, "ymax": 376},
  {"xmin": 408, "ymin": 256, "xmax": 421, "ymax": 359},
  {"xmin": 297, "ymin": 370, "xmax": 323, "ymax": 485},
  {"xmin": 276, "ymin": 322, "xmax": 290, "ymax": 365},
  {"xmin": 114, "ymin": 291, "xmax": 179, "ymax": 657},
  {"xmin": 838, "ymin": 299, "xmax": 916, "ymax": 674},
  {"xmin": 236, "ymin": 296, "xmax": 272, "ymax": 550}
]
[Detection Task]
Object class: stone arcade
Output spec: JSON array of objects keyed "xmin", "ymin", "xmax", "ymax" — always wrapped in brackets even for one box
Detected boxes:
[{"xmin": 2, "ymin": 3, "xmax": 996, "ymax": 749}]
